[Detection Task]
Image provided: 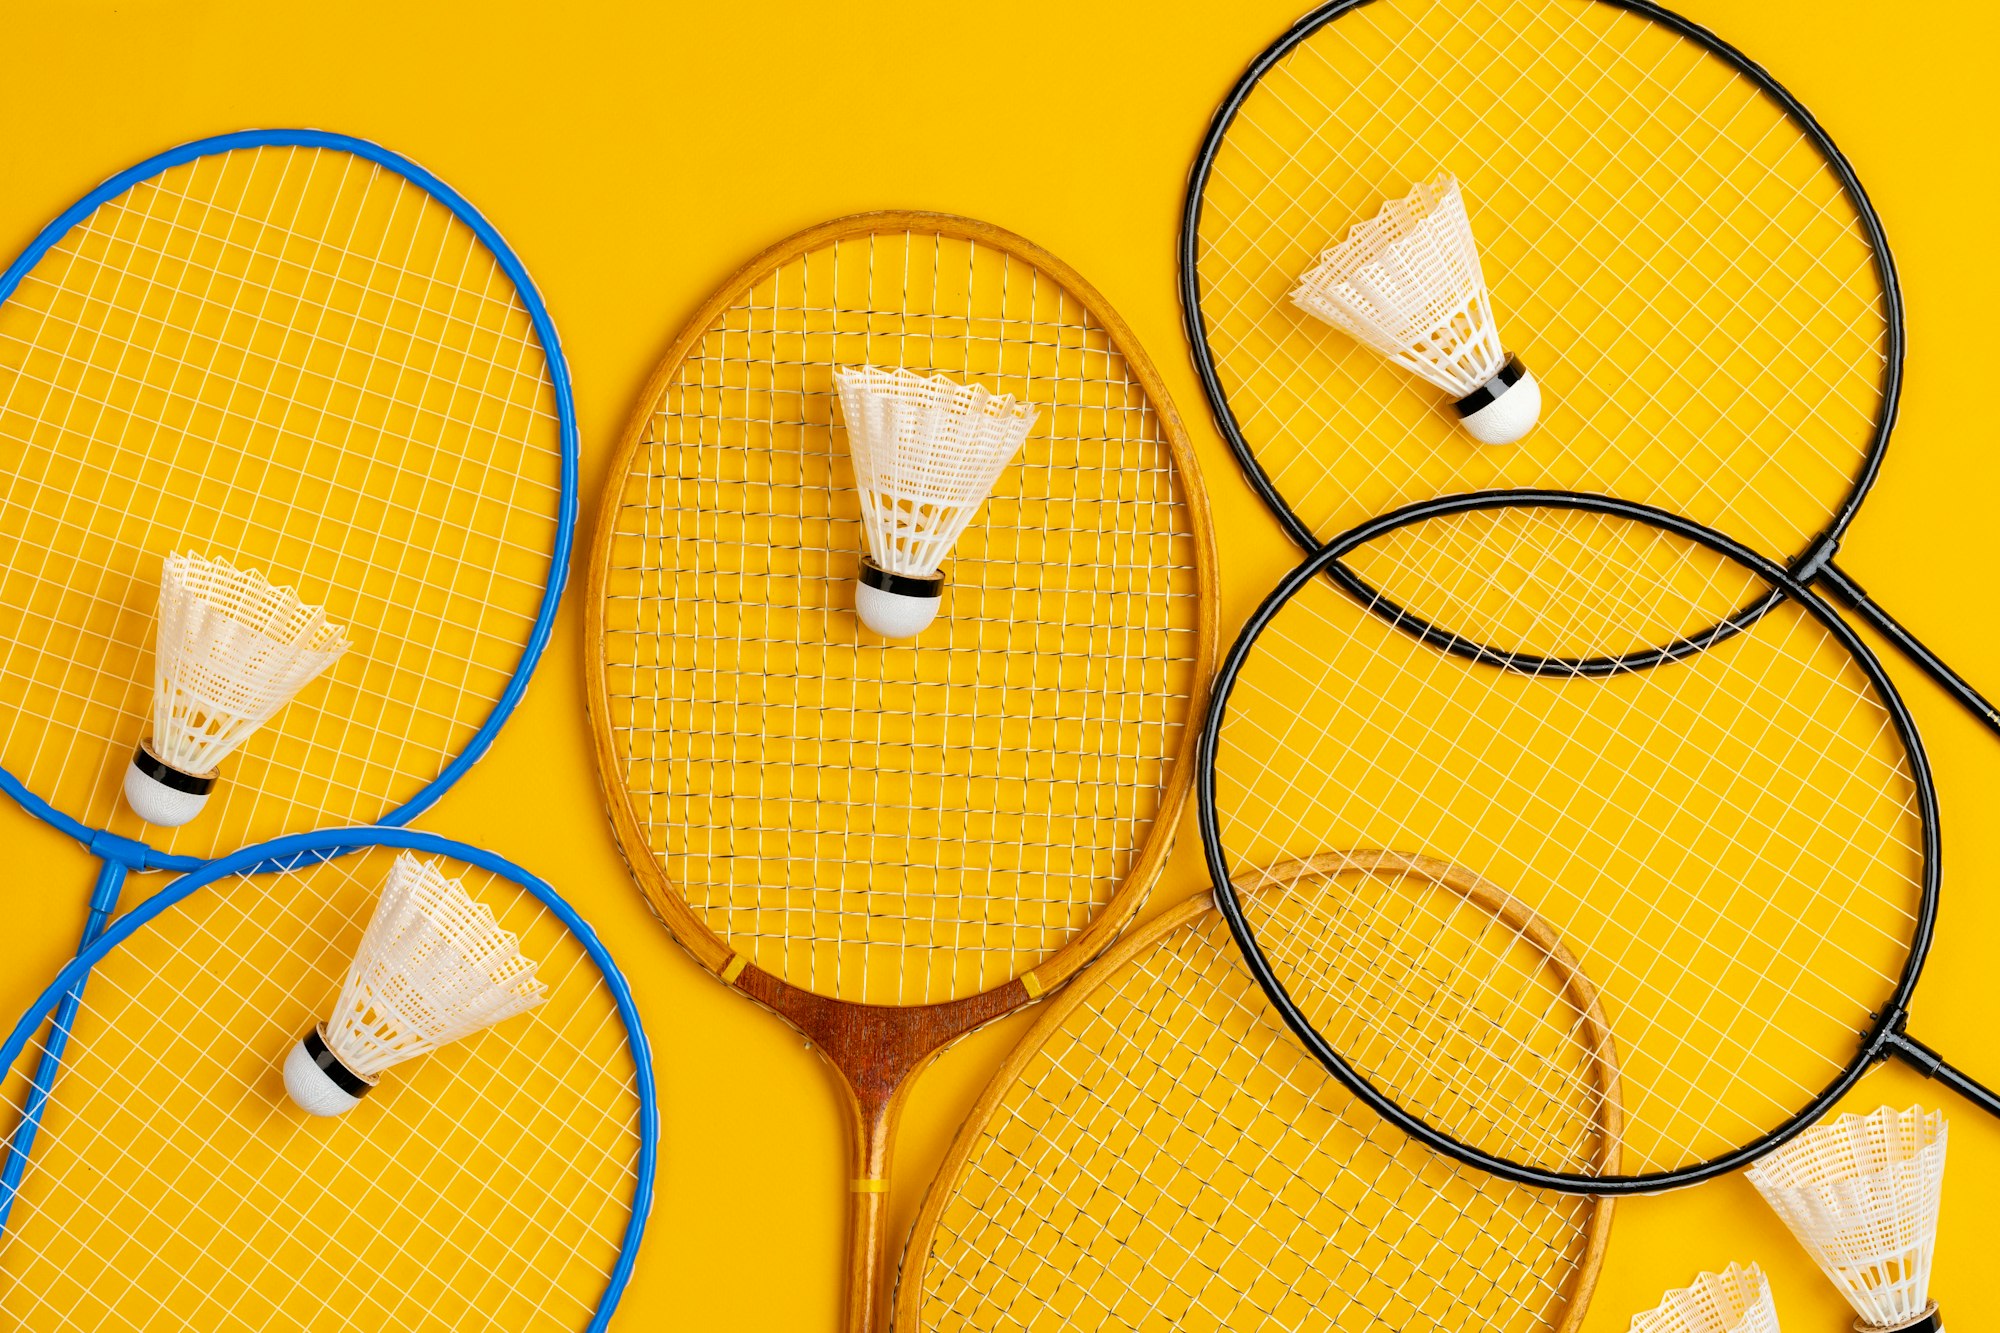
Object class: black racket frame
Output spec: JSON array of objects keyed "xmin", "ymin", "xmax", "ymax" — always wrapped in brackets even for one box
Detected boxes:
[
  {"xmin": 1199, "ymin": 488, "xmax": 1997, "ymax": 1193},
  {"xmin": 1178, "ymin": 1, "xmax": 2000, "ymax": 731}
]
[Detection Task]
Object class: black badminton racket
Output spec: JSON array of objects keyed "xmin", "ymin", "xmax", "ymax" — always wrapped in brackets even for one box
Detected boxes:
[
  {"xmin": 1180, "ymin": 0, "xmax": 2000, "ymax": 735},
  {"xmin": 1199, "ymin": 489, "xmax": 1992, "ymax": 1193}
]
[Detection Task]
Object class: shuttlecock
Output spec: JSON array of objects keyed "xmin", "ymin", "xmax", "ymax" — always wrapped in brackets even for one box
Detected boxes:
[
  {"xmin": 283, "ymin": 854, "xmax": 546, "ymax": 1117},
  {"xmin": 1630, "ymin": 1264, "xmax": 1780, "ymax": 1333},
  {"xmin": 1291, "ymin": 174, "xmax": 1540, "ymax": 445},
  {"xmin": 834, "ymin": 366, "xmax": 1036, "ymax": 639},
  {"xmin": 124, "ymin": 552, "xmax": 348, "ymax": 827},
  {"xmin": 1748, "ymin": 1106, "xmax": 1947, "ymax": 1333}
]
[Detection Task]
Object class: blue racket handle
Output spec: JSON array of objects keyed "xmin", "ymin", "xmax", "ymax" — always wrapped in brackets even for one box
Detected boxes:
[{"xmin": 0, "ymin": 858, "xmax": 127, "ymax": 1234}]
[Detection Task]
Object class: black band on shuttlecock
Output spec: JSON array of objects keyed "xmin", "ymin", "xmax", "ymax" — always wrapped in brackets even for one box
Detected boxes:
[
  {"xmin": 1452, "ymin": 355, "xmax": 1528, "ymax": 417},
  {"xmin": 130, "ymin": 741, "xmax": 216, "ymax": 795},
  {"xmin": 302, "ymin": 1025, "xmax": 372, "ymax": 1098},
  {"xmin": 1869, "ymin": 1305, "xmax": 1942, "ymax": 1333},
  {"xmin": 859, "ymin": 556, "xmax": 944, "ymax": 600}
]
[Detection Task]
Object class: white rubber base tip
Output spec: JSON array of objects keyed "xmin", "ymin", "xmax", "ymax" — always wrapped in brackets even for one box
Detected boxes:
[
  {"xmin": 855, "ymin": 581, "xmax": 940, "ymax": 639},
  {"xmin": 283, "ymin": 1037, "xmax": 364, "ymax": 1117},
  {"xmin": 1459, "ymin": 371, "xmax": 1541, "ymax": 445},
  {"xmin": 123, "ymin": 761, "xmax": 210, "ymax": 827}
]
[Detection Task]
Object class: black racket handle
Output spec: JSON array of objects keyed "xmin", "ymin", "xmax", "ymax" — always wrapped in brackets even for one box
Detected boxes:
[
  {"xmin": 1816, "ymin": 559, "xmax": 2000, "ymax": 739},
  {"xmin": 1880, "ymin": 1027, "xmax": 2000, "ymax": 1119}
]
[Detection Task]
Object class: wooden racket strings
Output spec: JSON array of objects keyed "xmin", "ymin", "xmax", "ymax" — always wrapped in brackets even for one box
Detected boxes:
[
  {"xmin": 587, "ymin": 212, "xmax": 1217, "ymax": 1333},
  {"xmin": 896, "ymin": 856, "xmax": 1617, "ymax": 1333},
  {"xmin": 1199, "ymin": 492, "xmax": 1994, "ymax": 1192}
]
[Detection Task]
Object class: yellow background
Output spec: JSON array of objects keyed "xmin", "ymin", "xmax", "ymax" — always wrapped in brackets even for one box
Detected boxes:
[{"xmin": 0, "ymin": 0, "xmax": 1994, "ymax": 1327}]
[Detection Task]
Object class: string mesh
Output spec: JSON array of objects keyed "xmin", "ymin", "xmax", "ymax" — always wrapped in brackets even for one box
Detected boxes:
[
  {"xmin": 0, "ymin": 141, "xmax": 566, "ymax": 856},
  {"xmin": 898, "ymin": 872, "xmax": 1609, "ymax": 1332},
  {"xmin": 1191, "ymin": 0, "xmax": 1889, "ymax": 555},
  {"xmin": 1209, "ymin": 503, "xmax": 1925, "ymax": 1180},
  {"xmin": 599, "ymin": 223, "xmax": 1205, "ymax": 1006},
  {"xmin": 0, "ymin": 847, "xmax": 644, "ymax": 1330}
]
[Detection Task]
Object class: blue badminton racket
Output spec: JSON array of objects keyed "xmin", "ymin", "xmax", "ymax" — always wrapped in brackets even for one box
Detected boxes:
[
  {"xmin": 0, "ymin": 129, "xmax": 576, "ymax": 1211},
  {"xmin": 0, "ymin": 826, "xmax": 653, "ymax": 1331}
]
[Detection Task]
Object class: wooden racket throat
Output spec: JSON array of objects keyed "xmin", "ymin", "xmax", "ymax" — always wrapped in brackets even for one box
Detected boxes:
[{"xmin": 730, "ymin": 962, "xmax": 1035, "ymax": 1333}]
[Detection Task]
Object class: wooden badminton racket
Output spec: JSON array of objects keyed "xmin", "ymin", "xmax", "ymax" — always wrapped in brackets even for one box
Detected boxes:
[
  {"xmin": 585, "ymin": 211, "xmax": 1217, "ymax": 1333},
  {"xmin": 896, "ymin": 851, "xmax": 1618, "ymax": 1331}
]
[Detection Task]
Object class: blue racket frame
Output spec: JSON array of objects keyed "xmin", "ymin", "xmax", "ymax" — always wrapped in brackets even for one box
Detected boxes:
[
  {"xmin": 0, "ymin": 127, "xmax": 580, "ymax": 1254},
  {"xmin": 0, "ymin": 826, "xmax": 655, "ymax": 1329},
  {"xmin": 0, "ymin": 126, "xmax": 581, "ymax": 873}
]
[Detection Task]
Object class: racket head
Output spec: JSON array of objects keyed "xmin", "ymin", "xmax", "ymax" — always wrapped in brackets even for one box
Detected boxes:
[
  {"xmin": 1199, "ymin": 490, "xmax": 1938, "ymax": 1192},
  {"xmin": 0, "ymin": 130, "xmax": 577, "ymax": 868},
  {"xmin": 0, "ymin": 826, "xmax": 654, "ymax": 1331},
  {"xmin": 894, "ymin": 863, "xmax": 1616, "ymax": 1332},
  {"xmin": 1180, "ymin": 0, "xmax": 1898, "ymax": 598},
  {"xmin": 586, "ymin": 210, "xmax": 1217, "ymax": 1009}
]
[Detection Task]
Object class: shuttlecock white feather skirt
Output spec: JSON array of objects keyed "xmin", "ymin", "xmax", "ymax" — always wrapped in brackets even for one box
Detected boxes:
[
  {"xmin": 1748, "ymin": 1106, "xmax": 1947, "ymax": 1333},
  {"xmin": 1291, "ymin": 174, "xmax": 1540, "ymax": 445},
  {"xmin": 835, "ymin": 366, "xmax": 1036, "ymax": 638},
  {"xmin": 125, "ymin": 552, "xmax": 348, "ymax": 827},
  {"xmin": 284, "ymin": 854, "xmax": 545, "ymax": 1117},
  {"xmin": 1629, "ymin": 1264, "xmax": 1780, "ymax": 1333}
]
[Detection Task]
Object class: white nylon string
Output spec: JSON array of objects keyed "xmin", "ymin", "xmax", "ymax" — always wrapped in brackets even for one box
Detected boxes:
[
  {"xmin": 1194, "ymin": 0, "xmax": 1886, "ymax": 560},
  {"xmin": 1215, "ymin": 505, "xmax": 1921, "ymax": 1176},
  {"xmin": 0, "ymin": 852, "xmax": 641, "ymax": 1331},
  {"xmin": 0, "ymin": 142, "xmax": 563, "ymax": 857}
]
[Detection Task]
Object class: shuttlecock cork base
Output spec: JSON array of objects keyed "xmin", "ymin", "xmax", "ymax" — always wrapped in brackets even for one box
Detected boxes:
[
  {"xmin": 856, "ymin": 557, "xmax": 946, "ymax": 639},
  {"xmin": 283, "ymin": 1024, "xmax": 376, "ymax": 1117},
  {"xmin": 1453, "ymin": 354, "xmax": 1541, "ymax": 446},
  {"xmin": 123, "ymin": 737, "xmax": 217, "ymax": 828}
]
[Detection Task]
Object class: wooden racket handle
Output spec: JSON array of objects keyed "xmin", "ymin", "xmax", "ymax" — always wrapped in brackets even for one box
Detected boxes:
[{"xmin": 843, "ymin": 1094, "xmax": 897, "ymax": 1333}]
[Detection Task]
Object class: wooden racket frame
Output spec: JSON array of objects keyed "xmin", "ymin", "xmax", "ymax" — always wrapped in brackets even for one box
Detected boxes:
[
  {"xmin": 584, "ymin": 210, "xmax": 1219, "ymax": 1333},
  {"xmin": 895, "ymin": 850, "xmax": 1619, "ymax": 1332}
]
